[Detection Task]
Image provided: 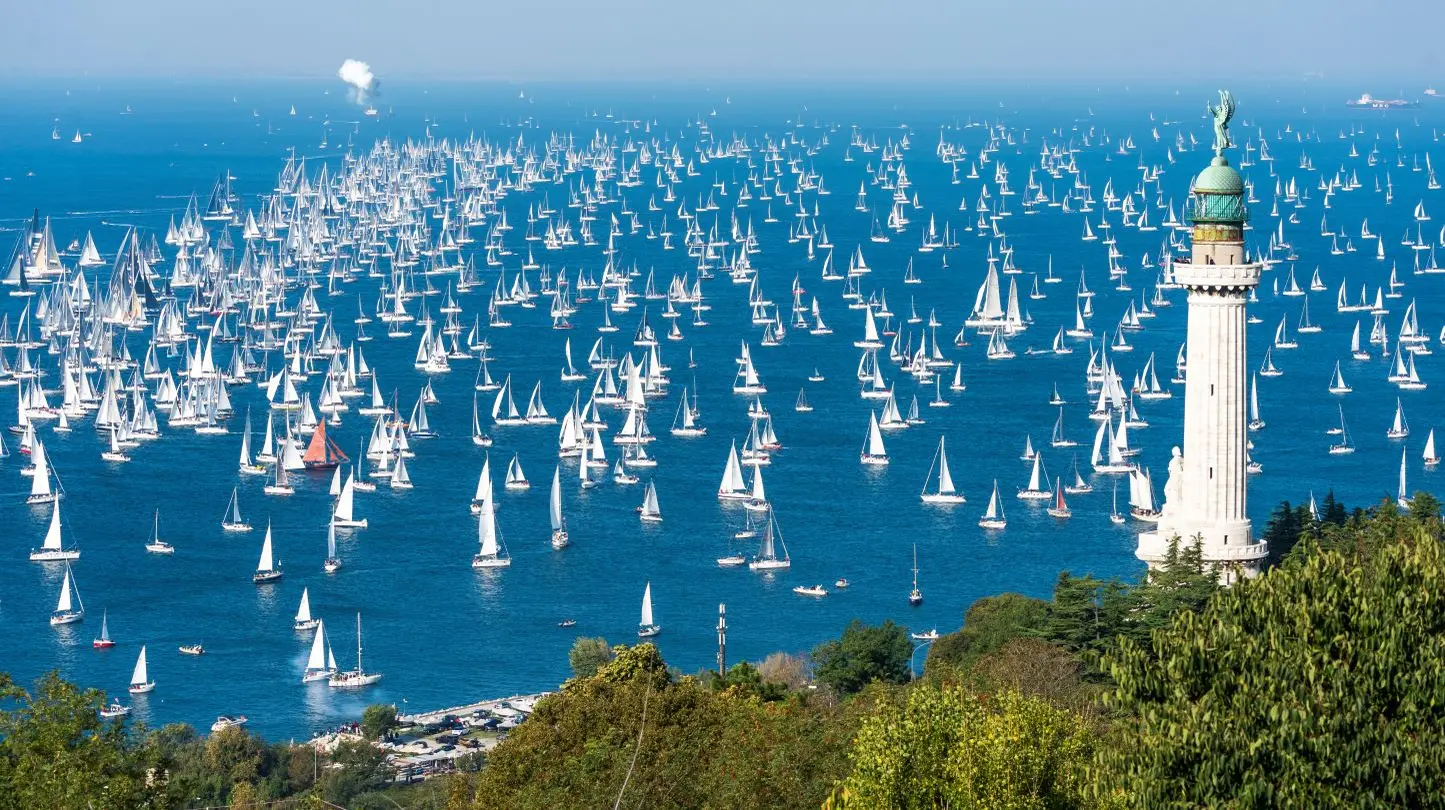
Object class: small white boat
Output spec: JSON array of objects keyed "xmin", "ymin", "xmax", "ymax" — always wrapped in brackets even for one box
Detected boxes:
[
  {"xmin": 637, "ymin": 582, "xmax": 661, "ymax": 637},
  {"xmin": 793, "ymin": 584, "xmax": 827, "ymax": 597},
  {"xmin": 128, "ymin": 646, "xmax": 155, "ymax": 694},
  {"xmin": 329, "ymin": 613, "xmax": 382, "ymax": 688},
  {"xmin": 100, "ymin": 701, "xmax": 131, "ymax": 719},
  {"xmin": 144, "ymin": 510, "xmax": 174, "ymax": 555},
  {"xmin": 978, "ymin": 480, "xmax": 1008, "ymax": 529},
  {"xmin": 472, "ymin": 491, "xmax": 512, "ymax": 569},
  {"xmin": 910, "ymin": 629, "xmax": 940, "ymax": 641},
  {"xmin": 294, "ymin": 587, "xmax": 319, "ymax": 631},
  {"xmin": 211, "ymin": 715, "xmax": 248, "ymax": 732},
  {"xmin": 253, "ymin": 524, "xmax": 283, "ymax": 583}
]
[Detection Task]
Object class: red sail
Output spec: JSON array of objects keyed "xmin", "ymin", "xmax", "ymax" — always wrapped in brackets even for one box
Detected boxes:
[{"xmin": 302, "ymin": 421, "xmax": 348, "ymax": 469}]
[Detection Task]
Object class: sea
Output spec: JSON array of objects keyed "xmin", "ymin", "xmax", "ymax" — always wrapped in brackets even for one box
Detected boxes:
[{"xmin": 1, "ymin": 78, "xmax": 1442, "ymax": 739}]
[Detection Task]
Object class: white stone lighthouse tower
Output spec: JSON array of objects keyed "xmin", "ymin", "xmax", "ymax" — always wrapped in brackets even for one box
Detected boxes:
[{"xmin": 1137, "ymin": 91, "xmax": 1267, "ymax": 583}]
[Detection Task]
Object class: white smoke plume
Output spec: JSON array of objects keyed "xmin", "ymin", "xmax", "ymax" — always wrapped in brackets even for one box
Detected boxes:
[{"xmin": 337, "ymin": 59, "xmax": 380, "ymax": 105}]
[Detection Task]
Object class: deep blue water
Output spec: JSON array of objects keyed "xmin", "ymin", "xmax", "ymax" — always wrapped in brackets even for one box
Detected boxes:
[{"xmin": 2, "ymin": 79, "xmax": 1443, "ymax": 739}]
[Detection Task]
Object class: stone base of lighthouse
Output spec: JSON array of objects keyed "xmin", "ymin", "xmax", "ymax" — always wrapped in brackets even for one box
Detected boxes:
[{"xmin": 1137, "ymin": 524, "xmax": 1265, "ymax": 585}]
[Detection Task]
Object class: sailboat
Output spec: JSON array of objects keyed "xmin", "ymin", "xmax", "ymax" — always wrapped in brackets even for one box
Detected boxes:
[
  {"xmin": 238, "ymin": 413, "xmax": 267, "ymax": 474},
  {"xmin": 27, "ymin": 440, "xmax": 58, "ymax": 504},
  {"xmin": 860, "ymin": 411, "xmax": 889, "ymax": 465},
  {"xmin": 302, "ymin": 618, "xmax": 338, "ymax": 683},
  {"xmin": 745, "ymin": 508, "xmax": 791, "ymax": 571},
  {"xmin": 1110, "ymin": 481, "xmax": 1126, "ymax": 524},
  {"xmin": 978, "ymin": 480, "xmax": 1007, "ymax": 529},
  {"xmin": 1329, "ymin": 406, "xmax": 1355, "ymax": 455},
  {"xmin": 920, "ymin": 437, "xmax": 966, "ymax": 503},
  {"xmin": 323, "ymin": 520, "xmax": 342, "ymax": 573},
  {"xmin": 472, "ymin": 494, "xmax": 511, "ymax": 568},
  {"xmin": 1387, "ymin": 399, "xmax": 1410, "ymax": 439},
  {"xmin": 253, "ymin": 523, "xmax": 283, "ymax": 583},
  {"xmin": 908, "ymin": 545, "xmax": 923, "ymax": 606},
  {"xmin": 637, "ymin": 582, "xmax": 660, "ymax": 637},
  {"xmin": 794, "ymin": 388, "xmax": 813, "ymax": 413},
  {"xmin": 504, "ymin": 453, "xmax": 530, "ymax": 490},
  {"xmin": 143, "ymin": 509, "xmax": 174, "ymax": 554},
  {"xmin": 328, "ymin": 613, "xmax": 382, "ymax": 688},
  {"xmin": 549, "ymin": 467, "xmax": 569, "ymax": 549},
  {"xmin": 1046, "ymin": 486, "xmax": 1072, "ymax": 519},
  {"xmin": 1398, "ymin": 448, "xmax": 1412, "ymax": 509},
  {"xmin": 294, "ymin": 586, "xmax": 319, "ymax": 631},
  {"xmin": 100, "ymin": 427, "xmax": 130, "ymax": 463},
  {"xmin": 638, "ymin": 480, "xmax": 663, "ymax": 522},
  {"xmin": 1017, "ymin": 453, "xmax": 1053, "ymax": 500},
  {"xmin": 1247, "ymin": 374, "xmax": 1266, "ymax": 431},
  {"xmin": 93, "ymin": 609, "xmax": 115, "ymax": 648},
  {"xmin": 128, "ymin": 646, "xmax": 155, "ymax": 694},
  {"xmin": 29, "ymin": 500, "xmax": 80, "ymax": 561},
  {"xmin": 332, "ymin": 472, "xmax": 367, "ymax": 528},
  {"xmin": 1327, "ymin": 361, "xmax": 1352, "ymax": 394},
  {"xmin": 50, "ymin": 563, "xmax": 84, "ymax": 625},
  {"xmin": 1425, "ymin": 428, "xmax": 1440, "ymax": 467},
  {"xmin": 264, "ymin": 456, "xmax": 295, "ymax": 495},
  {"xmin": 471, "ymin": 394, "xmax": 493, "ymax": 447},
  {"xmin": 221, "ymin": 488, "xmax": 253, "ymax": 532}
]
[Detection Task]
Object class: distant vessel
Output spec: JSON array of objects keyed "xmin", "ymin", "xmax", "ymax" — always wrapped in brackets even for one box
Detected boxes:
[{"xmin": 1346, "ymin": 93, "xmax": 1418, "ymax": 109}]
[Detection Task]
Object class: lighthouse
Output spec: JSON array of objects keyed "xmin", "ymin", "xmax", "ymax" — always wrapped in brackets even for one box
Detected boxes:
[{"xmin": 1137, "ymin": 91, "xmax": 1267, "ymax": 584}]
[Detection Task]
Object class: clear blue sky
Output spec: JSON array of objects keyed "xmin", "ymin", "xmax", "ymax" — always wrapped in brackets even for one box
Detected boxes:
[{"xmin": 2, "ymin": 0, "xmax": 1440, "ymax": 82}]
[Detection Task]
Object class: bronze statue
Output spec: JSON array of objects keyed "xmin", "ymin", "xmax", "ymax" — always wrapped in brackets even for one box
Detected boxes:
[{"xmin": 1206, "ymin": 90, "xmax": 1236, "ymax": 157}]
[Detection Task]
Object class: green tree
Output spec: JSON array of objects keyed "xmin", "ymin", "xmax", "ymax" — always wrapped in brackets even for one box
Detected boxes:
[
  {"xmin": 832, "ymin": 684, "xmax": 1093, "ymax": 809},
  {"xmin": 0, "ymin": 672, "xmax": 164, "ymax": 810},
  {"xmin": 469, "ymin": 643, "xmax": 854, "ymax": 809},
  {"xmin": 360, "ymin": 704, "xmax": 398, "ymax": 740},
  {"xmin": 926, "ymin": 593, "xmax": 1051, "ymax": 676},
  {"xmin": 1098, "ymin": 521, "xmax": 1445, "ymax": 807},
  {"xmin": 812, "ymin": 620, "xmax": 913, "ymax": 695},
  {"xmin": 567, "ymin": 636, "xmax": 614, "ymax": 679}
]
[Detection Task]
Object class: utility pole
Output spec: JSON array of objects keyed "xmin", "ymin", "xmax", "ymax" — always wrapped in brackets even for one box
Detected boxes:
[{"xmin": 716, "ymin": 603, "xmax": 727, "ymax": 674}]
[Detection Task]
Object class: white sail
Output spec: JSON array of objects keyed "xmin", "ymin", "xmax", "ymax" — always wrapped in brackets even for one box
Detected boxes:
[
  {"xmin": 43, "ymin": 501, "xmax": 63, "ymax": 551},
  {"xmin": 718, "ymin": 441, "xmax": 748, "ymax": 497},
  {"xmin": 335, "ymin": 474, "xmax": 357, "ymax": 521},
  {"xmin": 295, "ymin": 587, "xmax": 313, "ymax": 624},
  {"xmin": 131, "ymin": 646, "xmax": 149, "ymax": 687},
  {"xmin": 56, "ymin": 567, "xmax": 74, "ymax": 612},
  {"xmin": 306, "ymin": 619, "xmax": 330, "ymax": 672},
  {"xmin": 549, "ymin": 467, "xmax": 564, "ymax": 532},
  {"xmin": 640, "ymin": 582, "xmax": 655, "ymax": 627},
  {"xmin": 479, "ymin": 498, "xmax": 500, "ymax": 557},
  {"xmin": 258, "ymin": 525, "xmax": 275, "ymax": 571}
]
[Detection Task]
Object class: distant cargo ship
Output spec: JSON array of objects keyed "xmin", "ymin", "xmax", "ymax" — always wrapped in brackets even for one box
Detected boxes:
[{"xmin": 1346, "ymin": 93, "xmax": 1418, "ymax": 109}]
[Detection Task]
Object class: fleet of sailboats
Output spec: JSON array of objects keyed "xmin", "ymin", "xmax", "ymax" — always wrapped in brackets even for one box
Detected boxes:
[{"xmin": 7, "ymin": 88, "xmax": 1442, "ymax": 727}]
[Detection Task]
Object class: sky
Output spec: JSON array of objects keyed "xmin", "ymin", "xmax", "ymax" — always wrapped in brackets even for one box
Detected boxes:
[{"xmin": 1, "ymin": 0, "xmax": 1440, "ymax": 84}]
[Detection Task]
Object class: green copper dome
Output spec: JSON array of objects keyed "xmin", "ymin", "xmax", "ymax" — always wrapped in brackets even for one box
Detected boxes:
[{"xmin": 1192, "ymin": 156, "xmax": 1244, "ymax": 195}]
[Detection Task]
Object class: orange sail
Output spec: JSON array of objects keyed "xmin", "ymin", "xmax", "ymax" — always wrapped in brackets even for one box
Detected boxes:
[{"xmin": 303, "ymin": 421, "xmax": 348, "ymax": 469}]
